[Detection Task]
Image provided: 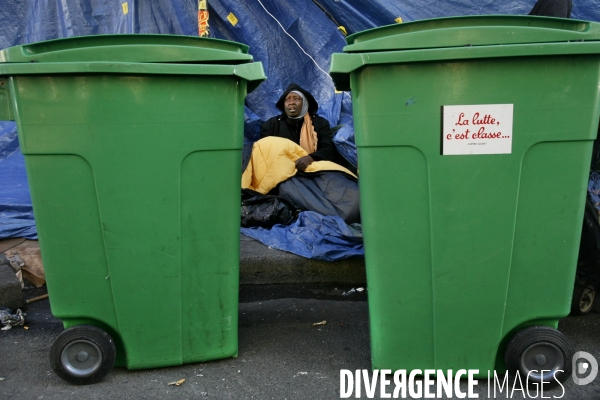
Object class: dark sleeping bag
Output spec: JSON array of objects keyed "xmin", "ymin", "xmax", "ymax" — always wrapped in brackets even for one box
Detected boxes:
[{"xmin": 276, "ymin": 171, "xmax": 360, "ymax": 224}]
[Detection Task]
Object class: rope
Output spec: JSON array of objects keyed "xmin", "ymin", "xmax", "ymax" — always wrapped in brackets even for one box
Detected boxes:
[{"xmin": 256, "ymin": 0, "xmax": 350, "ymax": 99}]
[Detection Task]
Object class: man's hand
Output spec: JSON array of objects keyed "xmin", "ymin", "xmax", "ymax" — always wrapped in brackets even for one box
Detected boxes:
[{"xmin": 295, "ymin": 155, "xmax": 314, "ymax": 172}]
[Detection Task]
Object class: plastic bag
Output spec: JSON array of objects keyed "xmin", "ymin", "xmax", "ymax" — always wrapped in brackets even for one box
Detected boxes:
[
  {"xmin": 241, "ymin": 189, "xmax": 298, "ymax": 229},
  {"xmin": 0, "ymin": 307, "xmax": 25, "ymax": 330}
]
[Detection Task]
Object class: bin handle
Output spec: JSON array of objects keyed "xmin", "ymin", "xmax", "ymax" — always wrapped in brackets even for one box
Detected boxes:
[
  {"xmin": 329, "ymin": 54, "xmax": 365, "ymax": 92},
  {"xmin": 233, "ymin": 62, "xmax": 267, "ymax": 94}
]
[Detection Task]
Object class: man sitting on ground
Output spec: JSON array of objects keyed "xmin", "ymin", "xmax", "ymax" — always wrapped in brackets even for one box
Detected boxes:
[{"xmin": 260, "ymin": 83, "xmax": 339, "ymax": 172}]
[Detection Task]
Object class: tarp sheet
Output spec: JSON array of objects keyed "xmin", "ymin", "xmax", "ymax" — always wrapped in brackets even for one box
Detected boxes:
[
  {"xmin": 1, "ymin": 0, "xmax": 600, "ymax": 256},
  {"xmin": 0, "ymin": 122, "xmax": 36, "ymax": 239},
  {"xmin": 242, "ymin": 211, "xmax": 364, "ymax": 261}
]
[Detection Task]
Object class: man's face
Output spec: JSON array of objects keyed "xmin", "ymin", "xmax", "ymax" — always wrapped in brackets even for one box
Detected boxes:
[{"xmin": 284, "ymin": 92, "xmax": 303, "ymax": 118}]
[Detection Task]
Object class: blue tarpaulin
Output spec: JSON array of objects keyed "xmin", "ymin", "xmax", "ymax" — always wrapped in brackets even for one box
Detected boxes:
[
  {"xmin": 1, "ymin": 0, "xmax": 600, "ymax": 258},
  {"xmin": 242, "ymin": 211, "xmax": 364, "ymax": 261},
  {"xmin": 0, "ymin": 121, "xmax": 36, "ymax": 239}
]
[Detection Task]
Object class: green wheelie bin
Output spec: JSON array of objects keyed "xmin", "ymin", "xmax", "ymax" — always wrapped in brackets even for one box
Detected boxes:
[
  {"xmin": 0, "ymin": 34, "xmax": 265, "ymax": 384},
  {"xmin": 330, "ymin": 15, "xmax": 600, "ymax": 384}
]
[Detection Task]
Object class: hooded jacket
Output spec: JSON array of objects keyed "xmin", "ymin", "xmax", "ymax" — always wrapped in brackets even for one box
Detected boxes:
[{"xmin": 259, "ymin": 83, "xmax": 337, "ymax": 162}]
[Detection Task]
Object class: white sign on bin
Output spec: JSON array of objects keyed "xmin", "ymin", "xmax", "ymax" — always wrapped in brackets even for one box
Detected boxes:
[{"xmin": 442, "ymin": 104, "xmax": 513, "ymax": 155}]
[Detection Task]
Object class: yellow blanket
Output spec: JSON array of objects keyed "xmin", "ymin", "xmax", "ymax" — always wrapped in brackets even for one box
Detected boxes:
[{"xmin": 242, "ymin": 136, "xmax": 356, "ymax": 194}]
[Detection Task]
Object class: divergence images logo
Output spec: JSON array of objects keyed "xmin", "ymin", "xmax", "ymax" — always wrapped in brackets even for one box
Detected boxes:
[{"xmin": 573, "ymin": 351, "xmax": 598, "ymax": 386}]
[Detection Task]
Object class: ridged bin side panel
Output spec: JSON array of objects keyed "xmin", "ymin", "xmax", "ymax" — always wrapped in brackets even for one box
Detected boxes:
[
  {"xmin": 352, "ymin": 53, "xmax": 600, "ymax": 374},
  {"xmin": 13, "ymin": 73, "xmax": 245, "ymax": 369}
]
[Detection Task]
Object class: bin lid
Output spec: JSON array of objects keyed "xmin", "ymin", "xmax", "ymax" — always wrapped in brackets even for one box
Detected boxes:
[
  {"xmin": 0, "ymin": 34, "xmax": 254, "ymax": 64},
  {"xmin": 343, "ymin": 15, "xmax": 600, "ymax": 53}
]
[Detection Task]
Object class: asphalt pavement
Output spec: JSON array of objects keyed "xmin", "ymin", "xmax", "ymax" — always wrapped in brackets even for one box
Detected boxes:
[{"xmin": 1, "ymin": 285, "xmax": 600, "ymax": 400}]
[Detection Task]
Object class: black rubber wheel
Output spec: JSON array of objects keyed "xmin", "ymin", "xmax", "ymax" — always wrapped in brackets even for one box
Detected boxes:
[
  {"xmin": 50, "ymin": 325, "xmax": 116, "ymax": 385},
  {"xmin": 571, "ymin": 282, "xmax": 596, "ymax": 315},
  {"xmin": 504, "ymin": 326, "xmax": 573, "ymax": 386}
]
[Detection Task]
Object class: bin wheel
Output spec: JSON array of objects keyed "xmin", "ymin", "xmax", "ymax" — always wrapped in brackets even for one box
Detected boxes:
[
  {"xmin": 504, "ymin": 326, "xmax": 573, "ymax": 385},
  {"xmin": 571, "ymin": 282, "xmax": 596, "ymax": 315},
  {"xmin": 50, "ymin": 325, "xmax": 116, "ymax": 385}
]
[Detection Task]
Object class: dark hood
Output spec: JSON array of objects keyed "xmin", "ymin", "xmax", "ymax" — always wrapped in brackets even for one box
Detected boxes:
[{"xmin": 275, "ymin": 83, "xmax": 319, "ymax": 115}]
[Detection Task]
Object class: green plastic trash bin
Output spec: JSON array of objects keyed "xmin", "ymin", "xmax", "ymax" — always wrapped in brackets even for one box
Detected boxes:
[
  {"xmin": 330, "ymin": 15, "xmax": 600, "ymax": 383},
  {"xmin": 0, "ymin": 34, "xmax": 265, "ymax": 384}
]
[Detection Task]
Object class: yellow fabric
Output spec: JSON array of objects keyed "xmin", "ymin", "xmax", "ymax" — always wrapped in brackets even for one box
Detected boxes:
[
  {"xmin": 242, "ymin": 136, "xmax": 357, "ymax": 194},
  {"xmin": 299, "ymin": 114, "xmax": 318, "ymax": 154}
]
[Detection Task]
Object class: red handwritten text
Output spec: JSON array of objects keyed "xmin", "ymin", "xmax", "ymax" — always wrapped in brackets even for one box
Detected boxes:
[
  {"xmin": 472, "ymin": 126, "xmax": 502, "ymax": 139},
  {"xmin": 472, "ymin": 112, "xmax": 496, "ymax": 125},
  {"xmin": 455, "ymin": 113, "xmax": 469, "ymax": 126}
]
